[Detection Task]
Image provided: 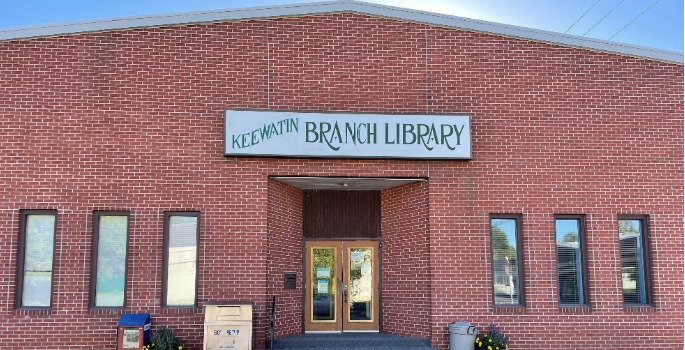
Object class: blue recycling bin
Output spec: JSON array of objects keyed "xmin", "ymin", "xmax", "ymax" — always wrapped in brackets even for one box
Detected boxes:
[{"xmin": 117, "ymin": 313, "xmax": 151, "ymax": 349}]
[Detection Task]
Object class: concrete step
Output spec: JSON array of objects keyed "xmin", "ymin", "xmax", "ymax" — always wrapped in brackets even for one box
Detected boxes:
[{"xmin": 272, "ymin": 333, "xmax": 438, "ymax": 349}]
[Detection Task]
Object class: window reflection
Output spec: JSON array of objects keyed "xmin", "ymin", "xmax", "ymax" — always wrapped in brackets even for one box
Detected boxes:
[
  {"xmin": 349, "ymin": 248, "xmax": 372, "ymax": 321},
  {"xmin": 619, "ymin": 219, "xmax": 648, "ymax": 305},
  {"xmin": 491, "ymin": 218, "xmax": 521, "ymax": 305},
  {"xmin": 166, "ymin": 215, "xmax": 198, "ymax": 306},
  {"xmin": 22, "ymin": 214, "xmax": 56, "ymax": 307},
  {"xmin": 312, "ymin": 248, "xmax": 336, "ymax": 321},
  {"xmin": 555, "ymin": 219, "xmax": 584, "ymax": 305},
  {"xmin": 95, "ymin": 215, "xmax": 128, "ymax": 307}
]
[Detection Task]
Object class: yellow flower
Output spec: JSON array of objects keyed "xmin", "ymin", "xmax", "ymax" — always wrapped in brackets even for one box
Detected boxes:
[
  {"xmin": 179, "ymin": 347, "xmax": 183, "ymax": 350},
  {"xmin": 476, "ymin": 338, "xmax": 480, "ymax": 342},
  {"xmin": 489, "ymin": 338, "xmax": 492, "ymax": 342},
  {"xmin": 488, "ymin": 346, "xmax": 492, "ymax": 350},
  {"xmin": 479, "ymin": 342, "xmax": 483, "ymax": 346}
]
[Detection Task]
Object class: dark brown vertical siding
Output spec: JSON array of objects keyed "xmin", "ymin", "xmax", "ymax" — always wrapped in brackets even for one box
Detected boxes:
[{"xmin": 303, "ymin": 190, "xmax": 380, "ymax": 239}]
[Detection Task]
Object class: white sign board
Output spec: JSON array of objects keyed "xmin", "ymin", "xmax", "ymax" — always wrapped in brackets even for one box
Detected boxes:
[{"xmin": 224, "ymin": 111, "xmax": 471, "ymax": 159}]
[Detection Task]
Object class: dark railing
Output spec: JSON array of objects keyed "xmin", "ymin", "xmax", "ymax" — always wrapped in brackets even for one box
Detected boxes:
[{"xmin": 269, "ymin": 296, "xmax": 276, "ymax": 350}]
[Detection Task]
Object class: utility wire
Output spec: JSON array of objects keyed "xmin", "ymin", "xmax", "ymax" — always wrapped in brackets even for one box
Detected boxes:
[
  {"xmin": 583, "ymin": 0, "xmax": 626, "ymax": 36},
  {"xmin": 565, "ymin": 0, "xmax": 602, "ymax": 33},
  {"xmin": 609, "ymin": 0, "xmax": 661, "ymax": 40}
]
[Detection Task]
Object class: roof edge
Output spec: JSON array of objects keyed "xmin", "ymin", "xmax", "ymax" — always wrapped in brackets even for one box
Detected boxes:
[{"xmin": 0, "ymin": 0, "xmax": 682, "ymax": 64}]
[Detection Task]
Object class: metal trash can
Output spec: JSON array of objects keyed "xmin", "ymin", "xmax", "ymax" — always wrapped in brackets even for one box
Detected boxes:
[
  {"xmin": 203, "ymin": 302, "xmax": 253, "ymax": 350},
  {"xmin": 449, "ymin": 321, "xmax": 477, "ymax": 350}
]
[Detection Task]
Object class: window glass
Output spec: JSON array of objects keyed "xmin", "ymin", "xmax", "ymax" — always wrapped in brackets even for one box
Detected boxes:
[
  {"xmin": 94, "ymin": 214, "xmax": 128, "ymax": 307},
  {"xmin": 22, "ymin": 214, "xmax": 56, "ymax": 307},
  {"xmin": 555, "ymin": 218, "xmax": 585, "ymax": 305},
  {"xmin": 312, "ymin": 247, "xmax": 336, "ymax": 321},
  {"xmin": 490, "ymin": 217, "xmax": 522, "ymax": 305},
  {"xmin": 165, "ymin": 214, "xmax": 198, "ymax": 306},
  {"xmin": 618, "ymin": 219, "xmax": 649, "ymax": 305},
  {"xmin": 348, "ymin": 247, "xmax": 373, "ymax": 321}
]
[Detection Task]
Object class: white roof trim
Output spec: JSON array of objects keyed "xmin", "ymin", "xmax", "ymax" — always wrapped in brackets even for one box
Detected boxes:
[{"xmin": 0, "ymin": 0, "xmax": 681, "ymax": 64}]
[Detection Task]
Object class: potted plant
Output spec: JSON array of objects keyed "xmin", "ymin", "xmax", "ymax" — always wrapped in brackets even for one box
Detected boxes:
[
  {"xmin": 475, "ymin": 323, "xmax": 509, "ymax": 350},
  {"xmin": 142, "ymin": 325, "xmax": 183, "ymax": 350}
]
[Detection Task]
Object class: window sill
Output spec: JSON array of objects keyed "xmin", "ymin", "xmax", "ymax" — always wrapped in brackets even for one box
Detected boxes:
[
  {"xmin": 159, "ymin": 306, "xmax": 201, "ymax": 315},
  {"xmin": 623, "ymin": 304, "xmax": 656, "ymax": 313},
  {"xmin": 15, "ymin": 307, "xmax": 52, "ymax": 316},
  {"xmin": 559, "ymin": 305, "xmax": 592, "ymax": 313},
  {"xmin": 89, "ymin": 307, "xmax": 126, "ymax": 315},
  {"xmin": 492, "ymin": 305, "xmax": 526, "ymax": 314}
]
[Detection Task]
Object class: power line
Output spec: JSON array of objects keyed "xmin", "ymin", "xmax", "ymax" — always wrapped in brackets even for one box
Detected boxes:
[
  {"xmin": 609, "ymin": 0, "xmax": 661, "ymax": 40},
  {"xmin": 583, "ymin": 0, "xmax": 626, "ymax": 36},
  {"xmin": 566, "ymin": 0, "xmax": 602, "ymax": 33}
]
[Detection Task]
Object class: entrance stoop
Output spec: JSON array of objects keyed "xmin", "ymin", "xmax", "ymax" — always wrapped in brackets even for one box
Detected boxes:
[{"xmin": 272, "ymin": 333, "xmax": 439, "ymax": 350}]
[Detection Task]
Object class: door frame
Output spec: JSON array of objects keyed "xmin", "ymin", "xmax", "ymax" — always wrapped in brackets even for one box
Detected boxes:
[{"xmin": 303, "ymin": 239, "xmax": 382, "ymax": 333}]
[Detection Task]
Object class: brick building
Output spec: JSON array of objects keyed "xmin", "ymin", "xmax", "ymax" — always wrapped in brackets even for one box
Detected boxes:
[{"xmin": 0, "ymin": 1, "xmax": 682, "ymax": 349}]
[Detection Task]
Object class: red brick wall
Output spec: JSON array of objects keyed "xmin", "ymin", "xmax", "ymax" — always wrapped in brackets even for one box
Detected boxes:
[
  {"xmin": 0, "ymin": 11, "xmax": 682, "ymax": 350},
  {"xmin": 425, "ymin": 24, "xmax": 683, "ymax": 349},
  {"xmin": 267, "ymin": 179, "xmax": 303, "ymax": 338},
  {"xmin": 381, "ymin": 182, "xmax": 431, "ymax": 338}
]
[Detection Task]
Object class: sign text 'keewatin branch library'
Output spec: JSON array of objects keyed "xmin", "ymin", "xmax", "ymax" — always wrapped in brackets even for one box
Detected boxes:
[{"xmin": 224, "ymin": 111, "xmax": 471, "ymax": 159}]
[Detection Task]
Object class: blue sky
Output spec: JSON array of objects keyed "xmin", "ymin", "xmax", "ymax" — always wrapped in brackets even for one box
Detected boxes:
[{"xmin": 0, "ymin": 0, "xmax": 682, "ymax": 53}]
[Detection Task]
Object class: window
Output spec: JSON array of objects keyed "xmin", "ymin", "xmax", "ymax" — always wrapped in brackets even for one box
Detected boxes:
[
  {"xmin": 618, "ymin": 215, "xmax": 652, "ymax": 306},
  {"xmin": 555, "ymin": 215, "xmax": 588, "ymax": 305},
  {"xmin": 163, "ymin": 212, "xmax": 199, "ymax": 307},
  {"xmin": 490, "ymin": 214, "xmax": 524, "ymax": 306},
  {"xmin": 16, "ymin": 210, "xmax": 57, "ymax": 308},
  {"xmin": 91, "ymin": 212, "xmax": 129, "ymax": 308}
]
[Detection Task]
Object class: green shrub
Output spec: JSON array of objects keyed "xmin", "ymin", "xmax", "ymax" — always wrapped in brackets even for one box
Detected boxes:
[
  {"xmin": 475, "ymin": 323, "xmax": 509, "ymax": 350},
  {"xmin": 143, "ymin": 325, "xmax": 183, "ymax": 350}
]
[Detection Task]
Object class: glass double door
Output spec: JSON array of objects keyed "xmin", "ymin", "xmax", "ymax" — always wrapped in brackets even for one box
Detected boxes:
[{"xmin": 304, "ymin": 241, "xmax": 379, "ymax": 332}]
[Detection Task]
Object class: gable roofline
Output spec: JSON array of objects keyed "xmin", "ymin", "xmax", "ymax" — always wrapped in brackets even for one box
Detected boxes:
[{"xmin": 0, "ymin": 0, "xmax": 681, "ymax": 64}]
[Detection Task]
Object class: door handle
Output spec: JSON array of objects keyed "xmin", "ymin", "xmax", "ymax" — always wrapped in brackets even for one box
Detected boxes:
[{"xmin": 339, "ymin": 277, "xmax": 348, "ymax": 304}]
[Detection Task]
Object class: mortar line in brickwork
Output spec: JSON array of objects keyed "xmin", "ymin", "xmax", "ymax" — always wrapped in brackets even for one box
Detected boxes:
[
  {"xmin": 80, "ymin": 210, "xmax": 89, "ymax": 309},
  {"xmin": 6, "ymin": 210, "xmax": 16, "ymax": 308},
  {"xmin": 424, "ymin": 27, "xmax": 429, "ymax": 114},
  {"xmin": 56, "ymin": 208, "xmax": 63, "ymax": 311},
  {"xmin": 130, "ymin": 211, "xmax": 136, "ymax": 309},
  {"xmin": 267, "ymin": 21, "xmax": 271, "ymax": 109},
  {"xmin": 154, "ymin": 209, "xmax": 163, "ymax": 313},
  {"xmin": 589, "ymin": 214, "xmax": 601, "ymax": 308},
  {"xmin": 200, "ymin": 208, "xmax": 207, "ymax": 304},
  {"xmin": 650, "ymin": 215, "xmax": 661, "ymax": 310},
  {"xmin": 483, "ymin": 217, "xmax": 490, "ymax": 307},
  {"xmin": 609, "ymin": 216, "xmax": 623, "ymax": 309}
]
